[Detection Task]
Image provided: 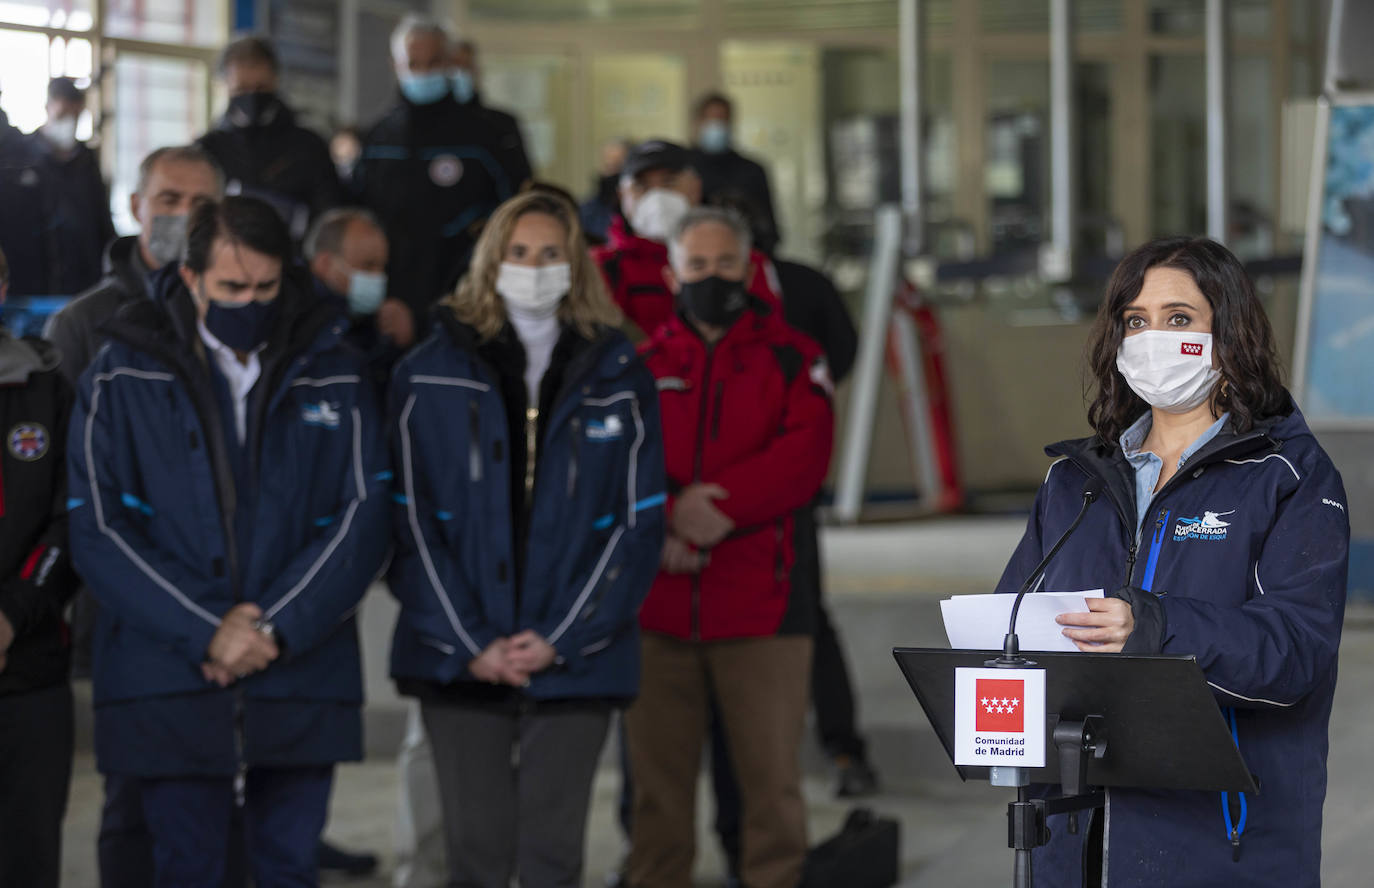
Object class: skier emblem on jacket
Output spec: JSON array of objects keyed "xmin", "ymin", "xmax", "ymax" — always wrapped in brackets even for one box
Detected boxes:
[
  {"xmin": 1174, "ymin": 509, "xmax": 1234, "ymax": 542},
  {"xmin": 301, "ymin": 400, "xmax": 342, "ymax": 430}
]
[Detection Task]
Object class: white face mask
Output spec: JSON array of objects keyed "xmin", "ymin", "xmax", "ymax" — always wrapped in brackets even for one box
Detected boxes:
[
  {"xmin": 1116, "ymin": 330, "xmax": 1222, "ymax": 414},
  {"xmin": 44, "ymin": 116, "xmax": 79, "ymax": 151},
  {"xmin": 627, "ymin": 187, "xmax": 691, "ymax": 242},
  {"xmin": 496, "ymin": 262, "xmax": 571, "ymax": 320}
]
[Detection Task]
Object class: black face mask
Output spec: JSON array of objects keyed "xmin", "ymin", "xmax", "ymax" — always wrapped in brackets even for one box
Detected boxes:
[
  {"xmin": 227, "ymin": 91, "xmax": 283, "ymax": 129},
  {"xmin": 677, "ymin": 276, "xmax": 750, "ymax": 330}
]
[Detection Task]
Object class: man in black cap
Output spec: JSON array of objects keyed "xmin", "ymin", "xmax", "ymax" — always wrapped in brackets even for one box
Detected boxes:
[
  {"xmin": 591, "ymin": 139, "xmax": 779, "ymax": 339},
  {"xmin": 196, "ymin": 36, "xmax": 342, "ymax": 247}
]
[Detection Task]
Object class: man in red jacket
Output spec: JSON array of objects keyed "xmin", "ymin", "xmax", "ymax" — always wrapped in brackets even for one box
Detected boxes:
[
  {"xmin": 625, "ymin": 207, "xmax": 834, "ymax": 888},
  {"xmin": 591, "ymin": 139, "xmax": 781, "ymax": 339}
]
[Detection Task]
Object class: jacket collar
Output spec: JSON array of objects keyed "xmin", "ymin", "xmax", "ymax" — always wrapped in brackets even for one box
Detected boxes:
[
  {"xmin": 102, "ymin": 263, "xmax": 341, "ymax": 376},
  {"xmin": 0, "ymin": 327, "xmax": 59, "ymax": 385},
  {"xmin": 606, "ymin": 216, "xmax": 669, "ymax": 258},
  {"xmin": 434, "ymin": 306, "xmax": 628, "ymax": 386},
  {"xmin": 102, "ymin": 236, "xmax": 152, "ymax": 302},
  {"xmin": 1046, "ymin": 407, "xmax": 1290, "ymax": 532}
]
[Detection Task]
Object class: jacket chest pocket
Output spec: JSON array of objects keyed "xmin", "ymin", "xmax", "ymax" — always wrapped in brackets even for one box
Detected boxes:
[{"xmin": 570, "ymin": 397, "xmax": 639, "ymax": 502}]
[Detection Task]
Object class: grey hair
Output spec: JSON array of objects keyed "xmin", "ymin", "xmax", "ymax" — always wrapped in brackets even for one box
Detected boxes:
[
  {"xmin": 668, "ymin": 206, "xmax": 753, "ymax": 273},
  {"xmin": 303, "ymin": 207, "xmax": 384, "ymax": 260},
  {"xmin": 136, "ymin": 145, "xmax": 224, "ymax": 198},
  {"xmin": 390, "ymin": 13, "xmax": 453, "ymax": 66}
]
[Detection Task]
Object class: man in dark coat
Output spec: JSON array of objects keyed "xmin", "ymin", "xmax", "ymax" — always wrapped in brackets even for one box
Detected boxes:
[
  {"xmin": 451, "ymin": 38, "xmax": 533, "ymax": 193},
  {"xmin": 196, "ymin": 36, "xmax": 342, "ymax": 246},
  {"xmin": 689, "ymin": 92, "xmax": 781, "ymax": 253},
  {"xmin": 0, "ymin": 245, "xmax": 81, "ymax": 888},
  {"xmin": 30, "ymin": 77, "xmax": 116, "ymax": 295},
  {"xmin": 358, "ymin": 15, "xmax": 517, "ymax": 333}
]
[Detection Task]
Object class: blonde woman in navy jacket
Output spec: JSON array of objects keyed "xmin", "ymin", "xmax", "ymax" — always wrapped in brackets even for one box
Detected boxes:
[
  {"xmin": 387, "ymin": 190, "xmax": 666, "ymax": 888},
  {"xmin": 997, "ymin": 237, "xmax": 1348, "ymax": 887}
]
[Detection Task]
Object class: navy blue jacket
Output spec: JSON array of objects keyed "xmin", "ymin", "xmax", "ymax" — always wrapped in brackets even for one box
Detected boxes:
[
  {"xmin": 68, "ymin": 269, "xmax": 389, "ymax": 777},
  {"xmin": 388, "ymin": 312, "xmax": 665, "ymax": 702},
  {"xmin": 997, "ymin": 405, "xmax": 1348, "ymax": 887}
]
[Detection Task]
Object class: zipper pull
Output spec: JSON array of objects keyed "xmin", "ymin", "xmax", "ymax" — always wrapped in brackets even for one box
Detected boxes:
[
  {"xmin": 525, "ymin": 406, "xmax": 539, "ymax": 498},
  {"xmin": 1125, "ymin": 541, "xmax": 1138, "ymax": 586},
  {"xmin": 1230, "ymin": 828, "xmax": 1242, "ymax": 862},
  {"xmin": 234, "ymin": 763, "xmax": 247, "ymax": 808}
]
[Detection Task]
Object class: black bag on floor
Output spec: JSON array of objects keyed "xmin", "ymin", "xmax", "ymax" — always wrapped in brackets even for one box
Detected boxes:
[{"xmin": 800, "ymin": 807, "xmax": 900, "ymax": 888}]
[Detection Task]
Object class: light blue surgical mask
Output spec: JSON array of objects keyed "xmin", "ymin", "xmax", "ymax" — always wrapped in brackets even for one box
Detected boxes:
[
  {"xmin": 699, "ymin": 120, "xmax": 731, "ymax": 154},
  {"xmin": 346, "ymin": 270, "xmax": 387, "ymax": 316},
  {"xmin": 399, "ymin": 72, "xmax": 451, "ymax": 106},
  {"xmin": 451, "ymin": 69, "xmax": 476, "ymax": 104}
]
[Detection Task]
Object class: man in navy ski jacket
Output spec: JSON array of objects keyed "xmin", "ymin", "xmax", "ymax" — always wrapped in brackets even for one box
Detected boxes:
[{"xmin": 68, "ymin": 196, "xmax": 389, "ymax": 887}]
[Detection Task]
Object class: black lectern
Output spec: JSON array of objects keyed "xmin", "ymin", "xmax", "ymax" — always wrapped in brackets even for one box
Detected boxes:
[{"xmin": 893, "ymin": 647, "xmax": 1258, "ymax": 887}]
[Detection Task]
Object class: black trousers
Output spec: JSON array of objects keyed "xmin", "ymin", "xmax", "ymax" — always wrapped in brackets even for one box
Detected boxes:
[{"xmin": 0, "ymin": 683, "xmax": 74, "ymax": 888}]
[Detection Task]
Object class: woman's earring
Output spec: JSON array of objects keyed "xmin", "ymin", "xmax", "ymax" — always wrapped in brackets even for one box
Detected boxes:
[{"xmin": 1220, "ymin": 378, "xmax": 1231, "ymax": 399}]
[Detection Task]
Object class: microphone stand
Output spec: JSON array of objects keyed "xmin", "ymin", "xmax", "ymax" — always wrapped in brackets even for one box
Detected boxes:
[{"xmin": 985, "ymin": 479, "xmax": 1104, "ymax": 888}]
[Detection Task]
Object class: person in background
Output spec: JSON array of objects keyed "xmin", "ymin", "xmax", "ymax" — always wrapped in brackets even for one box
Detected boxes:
[
  {"xmin": 358, "ymin": 14, "xmax": 517, "ymax": 337},
  {"xmin": 0, "ymin": 244, "xmax": 80, "ymax": 888},
  {"xmin": 591, "ymin": 139, "xmax": 780, "ymax": 340},
  {"xmin": 450, "ymin": 39, "xmax": 533, "ymax": 192},
  {"xmin": 68, "ymin": 196, "xmax": 389, "ymax": 888},
  {"xmin": 196, "ymin": 36, "xmax": 341, "ymax": 246},
  {"xmin": 388, "ymin": 190, "xmax": 665, "ymax": 888},
  {"xmin": 43, "ymin": 144, "xmax": 226, "ymax": 888},
  {"xmin": 0, "ymin": 89, "xmax": 57, "ymax": 298},
  {"xmin": 627, "ymin": 207, "xmax": 833, "ymax": 888},
  {"xmin": 580, "ymin": 137, "xmax": 631, "ymax": 246},
  {"xmin": 304, "ymin": 207, "xmax": 408, "ymax": 391},
  {"xmin": 706, "ymin": 189, "xmax": 877, "ymax": 796},
  {"xmin": 31, "ymin": 77, "xmax": 115, "ymax": 295},
  {"xmin": 689, "ymin": 92, "xmax": 781, "ymax": 251},
  {"xmin": 330, "ymin": 125, "xmax": 364, "ymax": 198},
  {"xmin": 47, "ymin": 145, "xmax": 224, "ymax": 385}
]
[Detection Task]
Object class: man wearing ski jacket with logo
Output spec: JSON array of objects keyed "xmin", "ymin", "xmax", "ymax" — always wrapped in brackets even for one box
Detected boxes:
[
  {"xmin": 0, "ymin": 246, "xmax": 80, "ymax": 888},
  {"xmin": 997, "ymin": 236, "xmax": 1348, "ymax": 887},
  {"xmin": 591, "ymin": 139, "xmax": 781, "ymax": 339},
  {"xmin": 68, "ymin": 196, "xmax": 389, "ymax": 887},
  {"xmin": 625, "ymin": 206, "xmax": 833, "ymax": 888}
]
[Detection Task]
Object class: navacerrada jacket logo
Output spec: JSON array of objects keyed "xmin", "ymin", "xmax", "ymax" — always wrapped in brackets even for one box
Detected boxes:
[{"xmin": 1174, "ymin": 509, "xmax": 1234, "ymax": 542}]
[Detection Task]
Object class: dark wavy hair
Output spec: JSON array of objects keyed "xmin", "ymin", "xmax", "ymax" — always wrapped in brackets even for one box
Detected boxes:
[{"xmin": 1085, "ymin": 236, "xmax": 1289, "ymax": 445}]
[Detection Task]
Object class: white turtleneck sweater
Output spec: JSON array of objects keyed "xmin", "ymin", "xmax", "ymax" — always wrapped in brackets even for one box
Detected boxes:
[{"xmin": 507, "ymin": 306, "xmax": 561, "ymax": 403}]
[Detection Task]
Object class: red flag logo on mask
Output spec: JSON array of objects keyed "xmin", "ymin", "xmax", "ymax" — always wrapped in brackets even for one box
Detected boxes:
[
  {"xmin": 1180, "ymin": 342, "xmax": 1204, "ymax": 356},
  {"xmin": 975, "ymin": 678, "xmax": 1025, "ymax": 733}
]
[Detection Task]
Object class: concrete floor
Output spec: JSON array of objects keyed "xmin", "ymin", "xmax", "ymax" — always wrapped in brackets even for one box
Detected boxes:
[{"xmin": 56, "ymin": 517, "xmax": 1374, "ymax": 886}]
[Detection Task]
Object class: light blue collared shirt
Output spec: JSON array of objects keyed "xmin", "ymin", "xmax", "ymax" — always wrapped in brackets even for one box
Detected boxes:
[{"xmin": 1119, "ymin": 411, "xmax": 1229, "ymax": 533}]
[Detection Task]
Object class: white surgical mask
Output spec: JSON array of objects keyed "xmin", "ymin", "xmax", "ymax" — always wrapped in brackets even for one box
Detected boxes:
[
  {"xmin": 496, "ymin": 262, "xmax": 570, "ymax": 320},
  {"xmin": 346, "ymin": 270, "xmax": 387, "ymax": 315},
  {"xmin": 1116, "ymin": 330, "xmax": 1222, "ymax": 414},
  {"xmin": 699, "ymin": 120, "xmax": 731, "ymax": 154},
  {"xmin": 44, "ymin": 116, "xmax": 79, "ymax": 151},
  {"xmin": 627, "ymin": 188, "xmax": 691, "ymax": 243}
]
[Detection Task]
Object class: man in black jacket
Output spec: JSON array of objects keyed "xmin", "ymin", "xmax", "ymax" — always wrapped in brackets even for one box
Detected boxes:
[
  {"xmin": 47, "ymin": 144, "xmax": 224, "ymax": 385},
  {"xmin": 196, "ymin": 36, "xmax": 341, "ymax": 246},
  {"xmin": 358, "ymin": 14, "xmax": 516, "ymax": 331},
  {"xmin": 0, "ymin": 103, "xmax": 56, "ymax": 297},
  {"xmin": 450, "ymin": 39, "xmax": 533, "ymax": 193},
  {"xmin": 689, "ymin": 92, "xmax": 782, "ymax": 253},
  {"xmin": 0, "ymin": 245, "xmax": 81, "ymax": 888},
  {"xmin": 30, "ymin": 77, "xmax": 116, "ymax": 294}
]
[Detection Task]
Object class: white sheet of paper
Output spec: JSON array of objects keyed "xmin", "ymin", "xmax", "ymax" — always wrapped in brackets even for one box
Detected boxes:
[{"xmin": 940, "ymin": 590, "xmax": 1106, "ymax": 653}]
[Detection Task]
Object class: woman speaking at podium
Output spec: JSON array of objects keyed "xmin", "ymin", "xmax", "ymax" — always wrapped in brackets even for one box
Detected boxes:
[{"xmin": 996, "ymin": 236, "xmax": 1349, "ymax": 887}]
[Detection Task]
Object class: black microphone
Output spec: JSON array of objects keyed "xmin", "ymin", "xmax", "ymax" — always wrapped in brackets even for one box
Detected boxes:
[{"xmin": 998, "ymin": 476, "xmax": 1104, "ymax": 664}]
